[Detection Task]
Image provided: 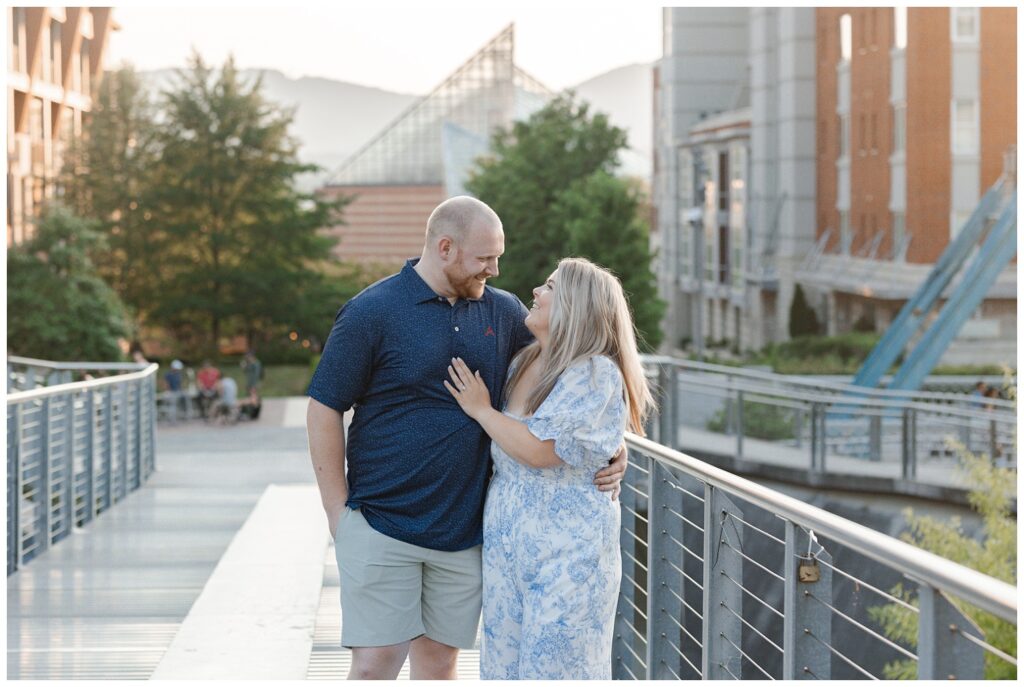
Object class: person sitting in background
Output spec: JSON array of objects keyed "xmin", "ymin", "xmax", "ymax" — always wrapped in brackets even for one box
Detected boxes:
[
  {"xmin": 197, "ymin": 360, "xmax": 222, "ymax": 419},
  {"xmin": 212, "ymin": 376, "xmax": 239, "ymax": 423},
  {"xmin": 238, "ymin": 387, "xmax": 262, "ymax": 421}
]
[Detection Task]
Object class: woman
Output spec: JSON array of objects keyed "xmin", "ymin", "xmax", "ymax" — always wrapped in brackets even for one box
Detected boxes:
[{"xmin": 444, "ymin": 257, "xmax": 654, "ymax": 679}]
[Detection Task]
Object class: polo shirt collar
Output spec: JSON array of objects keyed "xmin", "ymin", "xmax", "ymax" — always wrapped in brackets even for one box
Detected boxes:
[{"xmin": 402, "ymin": 258, "xmax": 485, "ymax": 304}]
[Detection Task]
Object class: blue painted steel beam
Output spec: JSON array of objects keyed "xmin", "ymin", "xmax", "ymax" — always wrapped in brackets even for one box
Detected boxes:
[
  {"xmin": 850, "ymin": 180, "xmax": 1006, "ymax": 389},
  {"xmin": 889, "ymin": 196, "xmax": 1016, "ymax": 392}
]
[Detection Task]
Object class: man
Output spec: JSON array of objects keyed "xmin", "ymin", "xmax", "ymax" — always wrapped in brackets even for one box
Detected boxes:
[
  {"xmin": 241, "ymin": 350, "xmax": 263, "ymax": 396},
  {"xmin": 307, "ymin": 196, "xmax": 626, "ymax": 680},
  {"xmin": 163, "ymin": 359, "xmax": 185, "ymax": 423}
]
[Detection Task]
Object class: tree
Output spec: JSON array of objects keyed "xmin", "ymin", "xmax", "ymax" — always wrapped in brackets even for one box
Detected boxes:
[
  {"xmin": 551, "ymin": 171, "xmax": 665, "ymax": 349},
  {"xmin": 61, "ymin": 65, "xmax": 162, "ymax": 328},
  {"xmin": 466, "ymin": 93, "xmax": 663, "ymax": 348},
  {"xmin": 788, "ymin": 283, "xmax": 821, "ymax": 338},
  {"xmin": 145, "ymin": 54, "xmax": 346, "ymax": 355},
  {"xmin": 867, "ymin": 377, "xmax": 1017, "ymax": 679},
  {"xmin": 7, "ymin": 205, "xmax": 132, "ymax": 361}
]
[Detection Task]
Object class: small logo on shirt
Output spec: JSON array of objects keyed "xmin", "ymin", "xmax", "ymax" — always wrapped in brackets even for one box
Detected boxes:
[{"xmin": 484, "ymin": 326, "xmax": 495, "ymax": 337}]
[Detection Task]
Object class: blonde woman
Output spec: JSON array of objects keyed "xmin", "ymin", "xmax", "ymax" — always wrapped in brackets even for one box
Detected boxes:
[{"xmin": 445, "ymin": 257, "xmax": 654, "ymax": 679}]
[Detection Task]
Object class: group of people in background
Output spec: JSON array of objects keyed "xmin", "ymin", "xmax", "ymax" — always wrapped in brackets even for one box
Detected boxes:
[
  {"xmin": 971, "ymin": 380, "xmax": 1005, "ymax": 411},
  {"xmin": 160, "ymin": 351, "xmax": 263, "ymax": 424}
]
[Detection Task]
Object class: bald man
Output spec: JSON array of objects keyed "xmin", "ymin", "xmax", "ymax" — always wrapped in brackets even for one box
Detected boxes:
[{"xmin": 307, "ymin": 196, "xmax": 626, "ymax": 679}]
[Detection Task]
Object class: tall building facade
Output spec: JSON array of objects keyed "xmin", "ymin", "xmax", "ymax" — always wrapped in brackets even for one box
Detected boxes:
[
  {"xmin": 654, "ymin": 8, "xmax": 816, "ymax": 353},
  {"xmin": 799, "ymin": 7, "xmax": 1016, "ymax": 364},
  {"xmin": 318, "ymin": 25, "xmax": 550, "ymax": 266},
  {"xmin": 655, "ymin": 7, "xmax": 1015, "ymax": 365},
  {"xmin": 7, "ymin": 7, "xmax": 116, "ymax": 246}
]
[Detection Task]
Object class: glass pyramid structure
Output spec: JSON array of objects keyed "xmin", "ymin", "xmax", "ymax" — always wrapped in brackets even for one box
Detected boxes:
[{"xmin": 327, "ymin": 24, "xmax": 551, "ymax": 189}]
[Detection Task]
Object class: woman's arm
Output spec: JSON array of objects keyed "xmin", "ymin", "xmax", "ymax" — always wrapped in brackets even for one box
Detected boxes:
[{"xmin": 444, "ymin": 358, "xmax": 563, "ymax": 469}]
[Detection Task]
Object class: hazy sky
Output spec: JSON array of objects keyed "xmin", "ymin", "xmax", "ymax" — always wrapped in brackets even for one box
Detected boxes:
[{"xmin": 107, "ymin": 4, "xmax": 664, "ymax": 94}]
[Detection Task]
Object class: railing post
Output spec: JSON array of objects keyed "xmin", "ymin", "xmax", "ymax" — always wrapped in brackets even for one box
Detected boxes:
[
  {"xmin": 918, "ymin": 585, "xmax": 985, "ymax": 679},
  {"xmin": 809, "ymin": 403, "xmax": 820, "ymax": 471},
  {"xmin": 103, "ymin": 385, "xmax": 113, "ymax": 512},
  {"xmin": 656, "ymin": 363, "xmax": 672, "ymax": 447},
  {"xmin": 134, "ymin": 381, "xmax": 143, "ymax": 489},
  {"xmin": 735, "ymin": 390, "xmax": 744, "ymax": 461},
  {"xmin": 148, "ymin": 373, "xmax": 158, "ymax": 476},
  {"xmin": 868, "ymin": 414, "xmax": 882, "ymax": 462},
  {"xmin": 613, "ymin": 454, "xmax": 643, "ymax": 679},
  {"xmin": 40, "ymin": 398, "xmax": 51, "ymax": 553},
  {"xmin": 10, "ymin": 404, "xmax": 24, "ymax": 574},
  {"xmin": 817, "ymin": 405, "xmax": 828, "ymax": 472},
  {"xmin": 783, "ymin": 522, "xmax": 832, "ymax": 679},
  {"xmin": 701, "ymin": 486, "xmax": 743, "ymax": 679},
  {"xmin": 62, "ymin": 393, "xmax": 74, "ymax": 538},
  {"xmin": 84, "ymin": 389, "xmax": 96, "ymax": 524},
  {"xmin": 646, "ymin": 461, "xmax": 685, "ymax": 678},
  {"xmin": 901, "ymin": 407, "xmax": 917, "ymax": 480},
  {"xmin": 988, "ymin": 418, "xmax": 998, "ymax": 463},
  {"xmin": 119, "ymin": 383, "xmax": 129, "ymax": 501}
]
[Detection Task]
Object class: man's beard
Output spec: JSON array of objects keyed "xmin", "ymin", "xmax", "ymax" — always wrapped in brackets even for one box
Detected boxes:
[{"xmin": 443, "ymin": 264, "xmax": 487, "ymax": 299}]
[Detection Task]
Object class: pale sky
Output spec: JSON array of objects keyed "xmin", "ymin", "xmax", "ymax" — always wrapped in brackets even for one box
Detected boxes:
[{"xmin": 107, "ymin": 3, "xmax": 664, "ymax": 94}]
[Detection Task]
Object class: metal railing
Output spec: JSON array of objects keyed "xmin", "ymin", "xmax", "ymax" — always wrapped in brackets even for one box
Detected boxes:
[
  {"xmin": 6, "ymin": 357, "xmax": 159, "ymax": 575},
  {"xmin": 615, "ymin": 433, "xmax": 1018, "ymax": 680},
  {"xmin": 645, "ymin": 359, "xmax": 1016, "ymax": 486}
]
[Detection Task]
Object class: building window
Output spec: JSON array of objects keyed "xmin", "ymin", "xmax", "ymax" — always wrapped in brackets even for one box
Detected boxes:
[
  {"xmin": 839, "ymin": 114, "xmax": 850, "ymax": 158},
  {"xmin": 893, "ymin": 105, "xmax": 906, "ymax": 152},
  {"xmin": 678, "ymin": 149, "xmax": 693, "ymax": 209},
  {"xmin": 678, "ymin": 210, "xmax": 692, "ymax": 279},
  {"xmin": 840, "ymin": 211, "xmax": 851, "ymax": 254},
  {"xmin": 951, "ymin": 7, "xmax": 979, "ymax": 43},
  {"xmin": 892, "ymin": 212, "xmax": 906, "ymax": 260},
  {"xmin": 952, "ymin": 99, "xmax": 979, "ymax": 155},
  {"xmin": 80, "ymin": 37, "xmax": 91, "ymax": 95},
  {"xmin": 951, "ymin": 211, "xmax": 972, "ymax": 238},
  {"xmin": 11, "ymin": 7, "xmax": 25, "ymax": 72},
  {"xmin": 717, "ymin": 151, "xmax": 729, "ymax": 212},
  {"xmin": 894, "ymin": 7, "xmax": 908, "ymax": 49},
  {"xmin": 50, "ymin": 19, "xmax": 62, "ymax": 85},
  {"xmin": 840, "ymin": 14, "xmax": 853, "ymax": 61}
]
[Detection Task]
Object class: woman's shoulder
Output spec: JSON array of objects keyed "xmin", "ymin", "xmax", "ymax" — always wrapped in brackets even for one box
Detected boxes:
[{"xmin": 564, "ymin": 354, "xmax": 622, "ymax": 386}]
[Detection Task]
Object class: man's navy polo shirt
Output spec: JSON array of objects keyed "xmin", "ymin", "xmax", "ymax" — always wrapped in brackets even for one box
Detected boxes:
[{"xmin": 308, "ymin": 259, "xmax": 533, "ymax": 552}]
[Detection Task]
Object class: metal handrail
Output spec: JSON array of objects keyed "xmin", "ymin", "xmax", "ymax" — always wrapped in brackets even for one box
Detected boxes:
[
  {"xmin": 7, "ymin": 355, "xmax": 149, "ymax": 372},
  {"xmin": 625, "ymin": 432, "xmax": 1016, "ymax": 623},
  {"xmin": 7, "ymin": 360, "xmax": 158, "ymax": 575},
  {"xmin": 642, "ymin": 355, "xmax": 1016, "ymax": 411},
  {"xmin": 7, "ymin": 364, "xmax": 158, "ymax": 401},
  {"xmin": 674, "ymin": 368, "xmax": 1013, "ymax": 423}
]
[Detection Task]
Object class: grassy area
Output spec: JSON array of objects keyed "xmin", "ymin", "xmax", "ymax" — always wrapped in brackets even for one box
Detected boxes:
[{"xmin": 219, "ymin": 364, "xmax": 312, "ymax": 398}]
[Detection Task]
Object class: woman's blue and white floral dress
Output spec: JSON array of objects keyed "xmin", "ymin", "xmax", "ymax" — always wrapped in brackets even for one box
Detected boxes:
[{"xmin": 481, "ymin": 354, "xmax": 625, "ymax": 680}]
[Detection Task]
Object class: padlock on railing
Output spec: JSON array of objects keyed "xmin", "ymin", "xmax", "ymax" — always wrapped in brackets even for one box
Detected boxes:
[{"xmin": 797, "ymin": 555, "xmax": 821, "ymax": 583}]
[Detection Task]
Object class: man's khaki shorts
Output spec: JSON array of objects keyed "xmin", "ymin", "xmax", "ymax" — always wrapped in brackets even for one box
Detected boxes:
[{"xmin": 334, "ymin": 507, "xmax": 482, "ymax": 649}]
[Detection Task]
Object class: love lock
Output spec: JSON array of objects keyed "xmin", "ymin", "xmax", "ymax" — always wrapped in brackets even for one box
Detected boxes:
[{"xmin": 798, "ymin": 555, "xmax": 821, "ymax": 583}]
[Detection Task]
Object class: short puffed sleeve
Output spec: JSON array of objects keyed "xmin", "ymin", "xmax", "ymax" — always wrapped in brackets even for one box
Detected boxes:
[{"xmin": 525, "ymin": 356, "xmax": 627, "ymax": 468}]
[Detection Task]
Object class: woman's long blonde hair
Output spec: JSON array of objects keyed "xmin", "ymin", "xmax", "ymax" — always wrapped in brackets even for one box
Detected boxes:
[{"xmin": 504, "ymin": 257, "xmax": 655, "ymax": 434}]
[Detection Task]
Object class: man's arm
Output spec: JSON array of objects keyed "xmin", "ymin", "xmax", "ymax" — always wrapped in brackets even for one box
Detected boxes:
[{"xmin": 307, "ymin": 398, "xmax": 349, "ymax": 538}]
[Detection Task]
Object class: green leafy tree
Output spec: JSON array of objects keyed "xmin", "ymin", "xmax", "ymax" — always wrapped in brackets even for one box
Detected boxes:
[
  {"xmin": 61, "ymin": 65, "xmax": 162, "ymax": 327},
  {"xmin": 466, "ymin": 93, "xmax": 662, "ymax": 348},
  {"xmin": 146, "ymin": 54, "xmax": 345, "ymax": 355},
  {"xmin": 551, "ymin": 171, "xmax": 664, "ymax": 348},
  {"xmin": 868, "ymin": 377, "xmax": 1017, "ymax": 679},
  {"xmin": 7, "ymin": 205, "xmax": 132, "ymax": 360}
]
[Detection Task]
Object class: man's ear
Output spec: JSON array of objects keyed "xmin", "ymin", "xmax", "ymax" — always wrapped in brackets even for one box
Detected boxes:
[{"xmin": 438, "ymin": 236, "xmax": 453, "ymax": 260}]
